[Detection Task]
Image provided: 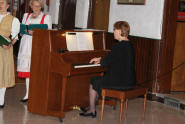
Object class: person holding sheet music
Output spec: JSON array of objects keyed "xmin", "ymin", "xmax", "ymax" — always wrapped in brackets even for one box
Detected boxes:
[
  {"xmin": 80, "ymin": 21, "xmax": 136, "ymax": 117},
  {"xmin": 0, "ymin": 0, "xmax": 20, "ymax": 108},
  {"xmin": 17, "ymin": 0, "xmax": 52, "ymax": 102}
]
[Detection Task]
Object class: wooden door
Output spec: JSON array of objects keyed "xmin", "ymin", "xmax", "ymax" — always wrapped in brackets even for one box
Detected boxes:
[
  {"xmin": 171, "ymin": 22, "xmax": 185, "ymax": 91},
  {"xmin": 88, "ymin": 0, "xmax": 110, "ymax": 31},
  {"xmin": 58, "ymin": 0, "xmax": 77, "ymax": 29}
]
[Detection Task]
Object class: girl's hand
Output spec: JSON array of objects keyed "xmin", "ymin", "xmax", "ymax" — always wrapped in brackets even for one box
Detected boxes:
[
  {"xmin": 28, "ymin": 30, "xmax": 34, "ymax": 35},
  {"xmin": 2, "ymin": 44, "xmax": 12, "ymax": 49}
]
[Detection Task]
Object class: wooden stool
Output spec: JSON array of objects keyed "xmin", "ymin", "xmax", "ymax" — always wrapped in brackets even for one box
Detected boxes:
[{"xmin": 100, "ymin": 86, "xmax": 148, "ymax": 124}]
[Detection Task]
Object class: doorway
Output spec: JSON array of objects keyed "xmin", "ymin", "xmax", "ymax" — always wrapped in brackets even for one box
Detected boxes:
[{"xmin": 88, "ymin": 0, "xmax": 110, "ymax": 31}]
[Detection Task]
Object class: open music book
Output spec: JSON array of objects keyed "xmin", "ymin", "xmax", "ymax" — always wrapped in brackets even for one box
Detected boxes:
[
  {"xmin": 66, "ymin": 32, "xmax": 94, "ymax": 51},
  {"xmin": 20, "ymin": 24, "xmax": 48, "ymax": 35},
  {"xmin": 0, "ymin": 34, "xmax": 11, "ymax": 46}
]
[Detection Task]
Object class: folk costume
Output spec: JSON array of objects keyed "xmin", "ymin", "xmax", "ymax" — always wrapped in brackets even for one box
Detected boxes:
[{"xmin": 0, "ymin": 13, "xmax": 20, "ymax": 106}]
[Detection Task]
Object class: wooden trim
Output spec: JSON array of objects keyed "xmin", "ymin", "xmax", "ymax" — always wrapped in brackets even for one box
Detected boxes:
[
  {"xmin": 156, "ymin": 0, "xmax": 178, "ymax": 93},
  {"xmin": 171, "ymin": 22, "xmax": 185, "ymax": 91}
]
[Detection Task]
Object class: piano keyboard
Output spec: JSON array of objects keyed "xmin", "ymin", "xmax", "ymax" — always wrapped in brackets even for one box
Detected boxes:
[{"xmin": 74, "ymin": 63, "xmax": 100, "ymax": 68}]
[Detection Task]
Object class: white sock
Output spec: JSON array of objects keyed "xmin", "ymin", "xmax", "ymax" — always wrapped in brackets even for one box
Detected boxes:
[
  {"xmin": 23, "ymin": 78, "xmax": 29, "ymax": 100},
  {"xmin": 0, "ymin": 88, "xmax": 6, "ymax": 105}
]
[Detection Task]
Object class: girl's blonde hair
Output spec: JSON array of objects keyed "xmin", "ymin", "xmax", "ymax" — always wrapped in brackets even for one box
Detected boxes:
[{"xmin": 29, "ymin": 0, "xmax": 44, "ymax": 9}]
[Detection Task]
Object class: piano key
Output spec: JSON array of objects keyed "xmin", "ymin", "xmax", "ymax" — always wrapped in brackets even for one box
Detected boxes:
[{"xmin": 74, "ymin": 64, "xmax": 100, "ymax": 68}]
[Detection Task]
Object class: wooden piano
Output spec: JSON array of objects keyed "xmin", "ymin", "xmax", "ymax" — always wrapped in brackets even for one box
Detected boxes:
[{"xmin": 28, "ymin": 29, "xmax": 109, "ymax": 121}]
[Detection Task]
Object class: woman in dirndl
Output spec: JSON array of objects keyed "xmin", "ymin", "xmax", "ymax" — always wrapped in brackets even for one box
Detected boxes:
[
  {"xmin": 0, "ymin": 0, "xmax": 20, "ymax": 108},
  {"xmin": 17, "ymin": 0, "xmax": 52, "ymax": 102}
]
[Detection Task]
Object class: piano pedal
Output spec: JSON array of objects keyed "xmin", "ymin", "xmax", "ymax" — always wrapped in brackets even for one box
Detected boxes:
[{"xmin": 72, "ymin": 105, "xmax": 81, "ymax": 111}]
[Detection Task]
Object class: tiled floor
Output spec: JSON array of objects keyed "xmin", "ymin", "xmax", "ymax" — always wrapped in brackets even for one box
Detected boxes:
[
  {"xmin": 1, "ymin": 84, "xmax": 185, "ymax": 124},
  {"xmin": 159, "ymin": 92, "xmax": 185, "ymax": 104}
]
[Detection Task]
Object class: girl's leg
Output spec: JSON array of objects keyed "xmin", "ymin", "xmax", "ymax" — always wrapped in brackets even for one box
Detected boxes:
[
  {"xmin": 0, "ymin": 88, "xmax": 6, "ymax": 106},
  {"xmin": 23, "ymin": 78, "xmax": 29, "ymax": 100}
]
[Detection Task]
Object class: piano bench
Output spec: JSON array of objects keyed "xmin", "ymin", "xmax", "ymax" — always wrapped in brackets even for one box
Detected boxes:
[{"xmin": 100, "ymin": 86, "xmax": 148, "ymax": 124}]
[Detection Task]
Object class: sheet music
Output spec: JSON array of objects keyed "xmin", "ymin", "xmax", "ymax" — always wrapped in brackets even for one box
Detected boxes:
[
  {"xmin": 66, "ymin": 32, "xmax": 78, "ymax": 51},
  {"xmin": 66, "ymin": 32, "xmax": 94, "ymax": 51}
]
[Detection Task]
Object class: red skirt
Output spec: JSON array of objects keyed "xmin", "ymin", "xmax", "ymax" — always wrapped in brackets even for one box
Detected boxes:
[{"xmin": 17, "ymin": 72, "xmax": 30, "ymax": 78}]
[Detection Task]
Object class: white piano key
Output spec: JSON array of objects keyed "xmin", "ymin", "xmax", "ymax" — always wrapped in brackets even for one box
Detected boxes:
[{"xmin": 74, "ymin": 64, "xmax": 100, "ymax": 68}]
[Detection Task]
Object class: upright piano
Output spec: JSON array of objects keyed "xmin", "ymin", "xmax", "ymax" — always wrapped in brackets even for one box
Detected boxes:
[{"xmin": 28, "ymin": 29, "xmax": 109, "ymax": 120}]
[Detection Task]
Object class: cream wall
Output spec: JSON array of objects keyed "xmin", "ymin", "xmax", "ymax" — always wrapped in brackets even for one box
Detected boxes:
[
  {"xmin": 109, "ymin": 0, "xmax": 165, "ymax": 39},
  {"xmin": 45, "ymin": 0, "xmax": 59, "ymax": 24}
]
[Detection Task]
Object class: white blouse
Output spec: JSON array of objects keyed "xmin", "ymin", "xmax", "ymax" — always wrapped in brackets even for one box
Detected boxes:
[
  {"xmin": 0, "ymin": 12, "xmax": 20, "ymax": 40},
  {"xmin": 22, "ymin": 12, "xmax": 52, "ymax": 29}
]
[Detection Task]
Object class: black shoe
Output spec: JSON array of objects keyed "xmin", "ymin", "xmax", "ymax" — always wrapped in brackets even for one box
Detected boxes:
[
  {"xmin": 80, "ymin": 107, "xmax": 90, "ymax": 113},
  {"xmin": 20, "ymin": 99, "xmax": 28, "ymax": 103},
  {"xmin": 79, "ymin": 111, "xmax": 97, "ymax": 118},
  {"xmin": 0, "ymin": 104, "xmax": 5, "ymax": 109}
]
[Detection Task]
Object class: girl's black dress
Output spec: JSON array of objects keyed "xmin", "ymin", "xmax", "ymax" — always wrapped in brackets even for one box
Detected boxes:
[{"xmin": 90, "ymin": 40, "xmax": 136, "ymax": 96}]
